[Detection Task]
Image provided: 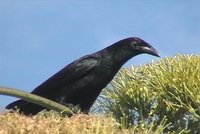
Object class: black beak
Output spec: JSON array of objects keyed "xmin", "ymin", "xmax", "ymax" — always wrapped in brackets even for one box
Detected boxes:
[{"xmin": 142, "ymin": 46, "xmax": 160, "ymax": 57}]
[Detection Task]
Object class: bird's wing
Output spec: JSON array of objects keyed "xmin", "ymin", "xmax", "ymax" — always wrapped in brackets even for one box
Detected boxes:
[{"xmin": 31, "ymin": 55, "xmax": 98, "ymax": 96}]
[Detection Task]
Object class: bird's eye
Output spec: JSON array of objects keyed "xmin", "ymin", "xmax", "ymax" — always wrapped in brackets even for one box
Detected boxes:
[{"xmin": 130, "ymin": 41, "xmax": 138, "ymax": 47}]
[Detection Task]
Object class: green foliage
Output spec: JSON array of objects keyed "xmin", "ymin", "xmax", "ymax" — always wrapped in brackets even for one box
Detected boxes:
[{"xmin": 95, "ymin": 54, "xmax": 200, "ymax": 133}]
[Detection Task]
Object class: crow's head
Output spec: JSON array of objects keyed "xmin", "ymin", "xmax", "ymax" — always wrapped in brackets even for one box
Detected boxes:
[{"xmin": 126, "ymin": 37, "xmax": 160, "ymax": 57}]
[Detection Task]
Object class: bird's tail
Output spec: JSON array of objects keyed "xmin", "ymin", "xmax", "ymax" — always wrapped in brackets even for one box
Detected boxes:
[
  {"xmin": 6, "ymin": 99, "xmax": 45, "ymax": 115},
  {"xmin": 6, "ymin": 99, "xmax": 26, "ymax": 109}
]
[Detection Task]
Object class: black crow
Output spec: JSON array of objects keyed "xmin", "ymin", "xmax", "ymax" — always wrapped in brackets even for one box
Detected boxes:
[{"xmin": 6, "ymin": 37, "xmax": 159, "ymax": 115}]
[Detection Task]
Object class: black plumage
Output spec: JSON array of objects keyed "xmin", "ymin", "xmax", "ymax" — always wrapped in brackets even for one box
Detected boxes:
[{"xmin": 6, "ymin": 37, "xmax": 160, "ymax": 115}]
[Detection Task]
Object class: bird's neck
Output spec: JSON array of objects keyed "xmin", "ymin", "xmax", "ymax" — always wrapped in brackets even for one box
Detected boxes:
[{"xmin": 100, "ymin": 44, "xmax": 139, "ymax": 70}]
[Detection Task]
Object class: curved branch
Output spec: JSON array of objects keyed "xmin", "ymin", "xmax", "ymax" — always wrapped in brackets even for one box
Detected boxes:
[{"xmin": 0, "ymin": 87, "xmax": 73, "ymax": 115}]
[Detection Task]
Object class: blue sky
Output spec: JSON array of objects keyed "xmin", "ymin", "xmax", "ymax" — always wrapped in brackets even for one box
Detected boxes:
[{"xmin": 0, "ymin": 1, "xmax": 200, "ymax": 108}]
